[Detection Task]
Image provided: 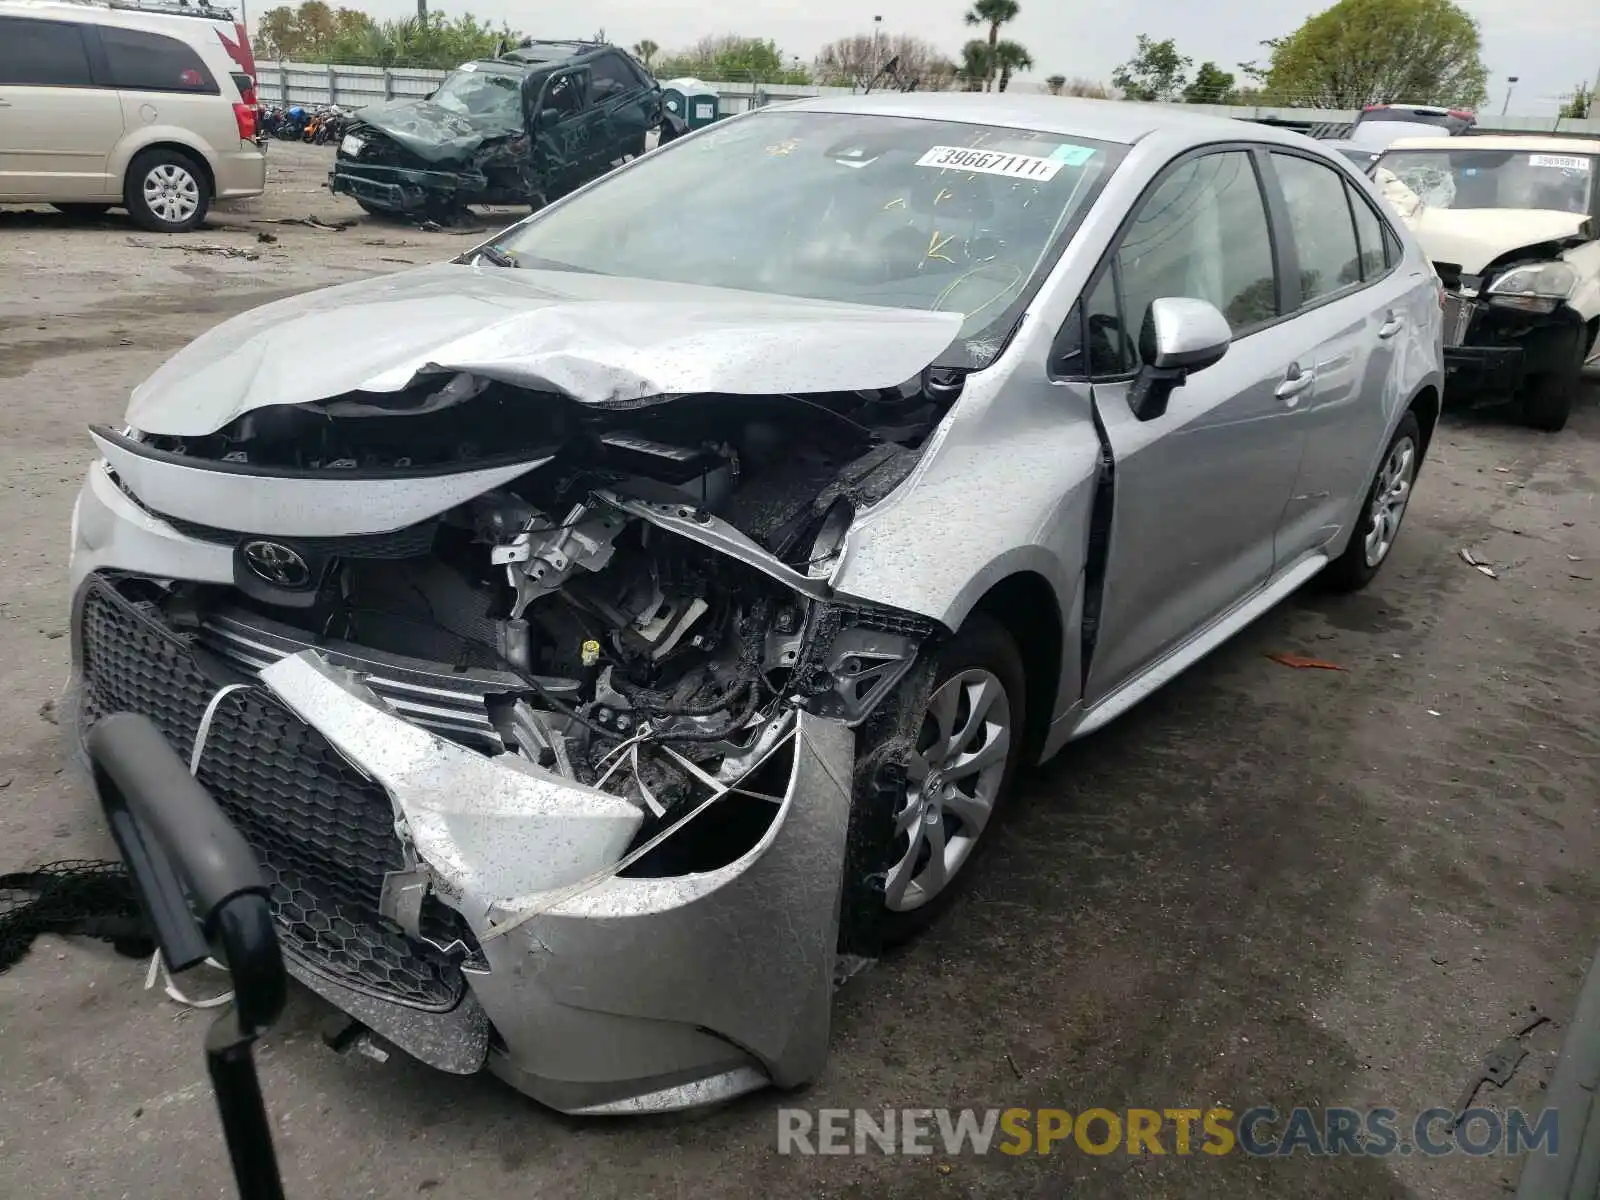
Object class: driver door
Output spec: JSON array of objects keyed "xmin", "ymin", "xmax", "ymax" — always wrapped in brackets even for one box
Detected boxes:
[
  {"xmin": 527, "ymin": 67, "xmax": 596, "ymax": 199},
  {"xmin": 1080, "ymin": 147, "xmax": 1308, "ymax": 702}
]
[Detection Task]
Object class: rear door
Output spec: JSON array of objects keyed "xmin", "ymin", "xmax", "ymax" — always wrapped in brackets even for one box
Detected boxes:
[
  {"xmin": 1263, "ymin": 149, "xmax": 1427, "ymax": 563},
  {"xmin": 584, "ymin": 51, "xmax": 654, "ymax": 167},
  {"xmin": 0, "ymin": 16, "xmax": 123, "ymax": 199},
  {"xmin": 1080, "ymin": 147, "xmax": 1308, "ymax": 701}
]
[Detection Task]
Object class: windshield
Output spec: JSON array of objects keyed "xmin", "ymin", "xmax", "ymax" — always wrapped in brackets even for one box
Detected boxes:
[
  {"xmin": 1377, "ymin": 148, "xmax": 1595, "ymax": 215},
  {"xmin": 429, "ymin": 66, "xmax": 523, "ymax": 122},
  {"xmin": 493, "ymin": 110, "xmax": 1124, "ymax": 363}
]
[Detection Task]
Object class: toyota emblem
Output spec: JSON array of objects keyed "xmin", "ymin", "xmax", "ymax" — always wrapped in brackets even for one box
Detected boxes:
[{"xmin": 241, "ymin": 540, "xmax": 312, "ymax": 589}]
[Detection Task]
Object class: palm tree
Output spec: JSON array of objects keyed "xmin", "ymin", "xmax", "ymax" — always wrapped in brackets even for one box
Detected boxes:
[
  {"xmin": 959, "ymin": 40, "xmax": 993, "ymax": 92},
  {"xmin": 1046, "ymin": 73, "xmax": 1065, "ymax": 95},
  {"xmin": 963, "ymin": 0, "xmax": 1019, "ymax": 90},
  {"xmin": 632, "ymin": 39, "xmax": 658, "ymax": 69},
  {"xmin": 993, "ymin": 41, "xmax": 1033, "ymax": 93}
]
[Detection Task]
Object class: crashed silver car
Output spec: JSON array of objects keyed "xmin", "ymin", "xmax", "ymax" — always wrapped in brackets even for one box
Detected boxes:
[{"xmin": 68, "ymin": 95, "xmax": 1444, "ymax": 1114}]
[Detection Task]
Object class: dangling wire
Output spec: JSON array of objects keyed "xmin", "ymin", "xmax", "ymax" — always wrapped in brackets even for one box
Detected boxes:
[{"xmin": 146, "ymin": 683, "xmax": 250, "ymax": 1010}]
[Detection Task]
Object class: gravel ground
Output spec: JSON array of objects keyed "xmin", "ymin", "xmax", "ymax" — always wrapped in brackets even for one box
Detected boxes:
[{"xmin": 1, "ymin": 142, "xmax": 1598, "ymax": 1200}]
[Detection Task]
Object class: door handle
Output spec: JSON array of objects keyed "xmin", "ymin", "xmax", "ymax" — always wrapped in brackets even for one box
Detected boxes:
[
  {"xmin": 1275, "ymin": 365, "xmax": 1316, "ymax": 403},
  {"xmin": 1378, "ymin": 311, "xmax": 1404, "ymax": 339}
]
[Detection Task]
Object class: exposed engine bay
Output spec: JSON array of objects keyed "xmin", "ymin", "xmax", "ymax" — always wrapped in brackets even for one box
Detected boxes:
[{"xmin": 117, "ymin": 375, "xmax": 955, "ymax": 853}]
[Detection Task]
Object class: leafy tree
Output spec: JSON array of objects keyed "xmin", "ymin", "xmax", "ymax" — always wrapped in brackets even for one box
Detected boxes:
[
  {"xmin": 1257, "ymin": 0, "xmax": 1487, "ymax": 108},
  {"xmin": 255, "ymin": 1, "xmax": 369, "ymax": 58},
  {"xmin": 958, "ymin": 40, "xmax": 993, "ymax": 91},
  {"xmin": 992, "ymin": 40, "xmax": 1033, "ymax": 93},
  {"xmin": 815, "ymin": 33, "xmax": 955, "ymax": 92},
  {"xmin": 963, "ymin": 0, "xmax": 1020, "ymax": 90},
  {"xmin": 1183, "ymin": 61, "xmax": 1236, "ymax": 103},
  {"xmin": 631, "ymin": 39, "xmax": 659, "ymax": 69},
  {"xmin": 1562, "ymin": 84, "xmax": 1592, "ymax": 119},
  {"xmin": 1045, "ymin": 73, "xmax": 1066, "ymax": 95},
  {"xmin": 1111, "ymin": 35, "xmax": 1191, "ymax": 102},
  {"xmin": 656, "ymin": 35, "xmax": 810, "ymax": 84}
]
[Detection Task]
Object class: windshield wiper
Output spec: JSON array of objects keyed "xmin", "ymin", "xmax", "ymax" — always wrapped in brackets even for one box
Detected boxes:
[{"xmin": 470, "ymin": 244, "xmax": 518, "ymax": 268}]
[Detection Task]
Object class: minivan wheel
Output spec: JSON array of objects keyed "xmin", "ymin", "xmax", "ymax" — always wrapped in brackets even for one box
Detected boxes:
[
  {"xmin": 125, "ymin": 149, "xmax": 209, "ymax": 233},
  {"xmin": 1324, "ymin": 411, "xmax": 1421, "ymax": 592},
  {"xmin": 879, "ymin": 614, "xmax": 1027, "ymax": 944},
  {"xmin": 51, "ymin": 203, "xmax": 112, "ymax": 218}
]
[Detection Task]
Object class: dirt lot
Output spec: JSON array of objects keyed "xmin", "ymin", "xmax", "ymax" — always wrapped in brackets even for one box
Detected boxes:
[{"xmin": 1, "ymin": 141, "xmax": 1597, "ymax": 1199}]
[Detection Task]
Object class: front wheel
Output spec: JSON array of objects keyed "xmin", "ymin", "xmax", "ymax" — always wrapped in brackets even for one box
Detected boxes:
[
  {"xmin": 124, "ymin": 149, "xmax": 209, "ymax": 233},
  {"xmin": 1521, "ymin": 328, "xmax": 1585, "ymax": 432},
  {"xmin": 1324, "ymin": 411, "xmax": 1421, "ymax": 592},
  {"xmin": 878, "ymin": 614, "xmax": 1027, "ymax": 944}
]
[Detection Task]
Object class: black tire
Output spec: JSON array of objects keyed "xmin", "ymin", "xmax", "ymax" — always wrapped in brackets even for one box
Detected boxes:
[
  {"xmin": 879, "ymin": 614, "xmax": 1028, "ymax": 945},
  {"xmin": 1520, "ymin": 328, "xmax": 1584, "ymax": 432},
  {"xmin": 124, "ymin": 148, "xmax": 209, "ymax": 233},
  {"xmin": 50, "ymin": 202, "xmax": 112, "ymax": 218},
  {"xmin": 1325, "ymin": 411, "xmax": 1422, "ymax": 593}
]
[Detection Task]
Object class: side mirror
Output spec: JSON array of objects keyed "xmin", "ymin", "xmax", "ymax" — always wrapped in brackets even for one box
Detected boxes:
[
  {"xmin": 1128, "ymin": 297, "xmax": 1231, "ymax": 421},
  {"xmin": 538, "ymin": 108, "xmax": 561, "ymax": 130}
]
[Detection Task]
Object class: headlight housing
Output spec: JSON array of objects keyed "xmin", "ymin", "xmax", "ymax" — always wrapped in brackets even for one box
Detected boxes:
[{"xmin": 1487, "ymin": 261, "xmax": 1578, "ymax": 313}]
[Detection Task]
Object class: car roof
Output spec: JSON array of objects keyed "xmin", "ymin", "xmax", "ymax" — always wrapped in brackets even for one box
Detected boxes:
[
  {"xmin": 773, "ymin": 93, "xmax": 1326, "ymax": 148},
  {"xmin": 1386, "ymin": 134, "xmax": 1600, "ymax": 155},
  {"xmin": 499, "ymin": 40, "xmax": 615, "ymax": 66},
  {"xmin": 0, "ymin": 0, "xmax": 235, "ymax": 25}
]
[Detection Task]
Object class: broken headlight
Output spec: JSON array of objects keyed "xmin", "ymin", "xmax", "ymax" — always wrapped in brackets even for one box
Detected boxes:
[{"xmin": 1487, "ymin": 262, "xmax": 1577, "ymax": 314}]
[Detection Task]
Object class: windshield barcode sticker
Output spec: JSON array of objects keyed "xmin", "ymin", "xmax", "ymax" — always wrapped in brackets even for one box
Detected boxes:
[
  {"xmin": 1530, "ymin": 153, "xmax": 1589, "ymax": 172},
  {"xmin": 917, "ymin": 146, "xmax": 1066, "ymax": 180}
]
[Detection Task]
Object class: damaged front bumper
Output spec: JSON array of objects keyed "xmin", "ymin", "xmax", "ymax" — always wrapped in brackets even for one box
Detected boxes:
[
  {"xmin": 329, "ymin": 161, "xmax": 490, "ymax": 214},
  {"xmin": 68, "ymin": 465, "xmax": 867, "ymax": 1114}
]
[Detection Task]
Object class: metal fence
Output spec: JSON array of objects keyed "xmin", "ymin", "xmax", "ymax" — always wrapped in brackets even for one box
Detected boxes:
[{"xmin": 254, "ymin": 61, "xmax": 1600, "ymax": 137}]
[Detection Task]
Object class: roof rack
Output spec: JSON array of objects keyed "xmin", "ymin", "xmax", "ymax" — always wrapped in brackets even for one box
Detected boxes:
[{"xmin": 46, "ymin": 0, "xmax": 237, "ymax": 20}]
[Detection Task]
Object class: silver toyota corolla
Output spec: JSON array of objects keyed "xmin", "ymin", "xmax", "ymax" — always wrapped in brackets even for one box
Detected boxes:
[{"xmin": 67, "ymin": 94, "xmax": 1444, "ymax": 1114}]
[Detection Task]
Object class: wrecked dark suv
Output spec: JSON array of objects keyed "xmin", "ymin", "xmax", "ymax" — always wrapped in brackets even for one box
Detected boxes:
[{"xmin": 329, "ymin": 41, "xmax": 677, "ymax": 218}]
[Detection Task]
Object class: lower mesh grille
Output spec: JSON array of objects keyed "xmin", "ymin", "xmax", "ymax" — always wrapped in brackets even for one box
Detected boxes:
[{"xmin": 78, "ymin": 579, "xmax": 477, "ymax": 1011}]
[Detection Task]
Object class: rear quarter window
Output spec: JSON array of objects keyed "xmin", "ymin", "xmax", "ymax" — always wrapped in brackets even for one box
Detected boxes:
[{"xmin": 100, "ymin": 26, "xmax": 219, "ymax": 94}]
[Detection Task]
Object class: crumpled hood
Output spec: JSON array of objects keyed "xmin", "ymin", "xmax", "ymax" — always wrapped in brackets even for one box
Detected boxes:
[
  {"xmin": 355, "ymin": 99, "xmax": 520, "ymax": 165},
  {"xmin": 126, "ymin": 263, "xmax": 965, "ymax": 437},
  {"xmin": 1398, "ymin": 206, "xmax": 1591, "ymax": 275}
]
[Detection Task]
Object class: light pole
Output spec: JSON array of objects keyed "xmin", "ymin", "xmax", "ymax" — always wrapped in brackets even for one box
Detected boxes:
[
  {"xmin": 871, "ymin": 15, "xmax": 883, "ymax": 91},
  {"xmin": 1501, "ymin": 75, "xmax": 1518, "ymax": 115}
]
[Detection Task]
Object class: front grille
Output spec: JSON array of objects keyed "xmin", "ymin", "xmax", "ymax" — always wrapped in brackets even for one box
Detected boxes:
[
  {"xmin": 78, "ymin": 580, "xmax": 478, "ymax": 1011},
  {"xmin": 1443, "ymin": 292, "xmax": 1478, "ymax": 347}
]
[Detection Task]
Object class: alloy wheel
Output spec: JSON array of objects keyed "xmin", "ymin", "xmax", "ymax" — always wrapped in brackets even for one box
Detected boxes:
[
  {"xmin": 884, "ymin": 668, "xmax": 1012, "ymax": 912},
  {"xmin": 1363, "ymin": 435, "xmax": 1416, "ymax": 568}
]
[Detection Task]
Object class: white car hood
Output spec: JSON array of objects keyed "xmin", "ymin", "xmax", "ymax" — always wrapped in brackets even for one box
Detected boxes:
[
  {"xmin": 126, "ymin": 263, "xmax": 965, "ymax": 437},
  {"xmin": 1395, "ymin": 205, "xmax": 1591, "ymax": 275}
]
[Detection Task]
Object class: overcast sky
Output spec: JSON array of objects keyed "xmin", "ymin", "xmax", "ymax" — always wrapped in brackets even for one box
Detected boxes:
[{"xmin": 279, "ymin": 0, "xmax": 1597, "ymax": 116}]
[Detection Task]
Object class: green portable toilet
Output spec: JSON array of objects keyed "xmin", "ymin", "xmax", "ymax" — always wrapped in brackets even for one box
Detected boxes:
[{"xmin": 661, "ymin": 77, "xmax": 719, "ymax": 129}]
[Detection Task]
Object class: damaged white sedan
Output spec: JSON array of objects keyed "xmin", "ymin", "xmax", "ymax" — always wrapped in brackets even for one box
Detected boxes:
[{"xmin": 68, "ymin": 95, "xmax": 1444, "ymax": 1114}]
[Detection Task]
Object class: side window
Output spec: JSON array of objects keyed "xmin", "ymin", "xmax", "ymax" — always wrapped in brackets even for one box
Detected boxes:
[
  {"xmin": 542, "ymin": 71, "xmax": 585, "ymax": 116},
  {"xmin": 0, "ymin": 17, "xmax": 94, "ymax": 87},
  {"xmin": 1085, "ymin": 269, "xmax": 1132, "ymax": 376},
  {"xmin": 100, "ymin": 26, "xmax": 219, "ymax": 94},
  {"xmin": 1345, "ymin": 183, "xmax": 1391, "ymax": 281},
  {"xmin": 1271, "ymin": 152, "xmax": 1363, "ymax": 303},
  {"xmin": 589, "ymin": 54, "xmax": 642, "ymax": 99},
  {"xmin": 1381, "ymin": 220, "xmax": 1403, "ymax": 269},
  {"xmin": 1116, "ymin": 150, "xmax": 1278, "ymax": 363}
]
